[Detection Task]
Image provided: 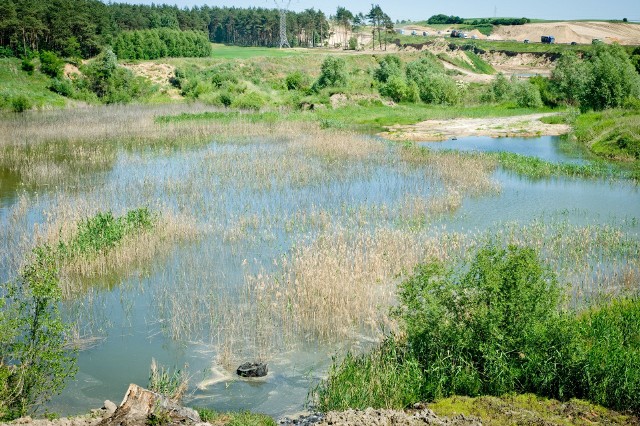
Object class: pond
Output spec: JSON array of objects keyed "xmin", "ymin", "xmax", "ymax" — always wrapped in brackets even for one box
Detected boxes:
[
  {"xmin": 418, "ymin": 135, "xmax": 589, "ymax": 163},
  {"xmin": 1, "ymin": 129, "xmax": 638, "ymax": 418}
]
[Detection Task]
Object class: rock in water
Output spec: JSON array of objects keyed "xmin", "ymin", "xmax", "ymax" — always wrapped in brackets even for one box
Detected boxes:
[{"xmin": 236, "ymin": 362, "xmax": 268, "ymax": 377}]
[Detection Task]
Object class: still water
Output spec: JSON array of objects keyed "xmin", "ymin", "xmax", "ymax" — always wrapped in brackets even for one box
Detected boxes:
[{"xmin": 1, "ymin": 135, "xmax": 638, "ymax": 417}]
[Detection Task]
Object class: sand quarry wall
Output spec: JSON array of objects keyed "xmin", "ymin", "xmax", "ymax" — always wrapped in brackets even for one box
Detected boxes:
[{"xmin": 489, "ymin": 21, "xmax": 640, "ymax": 45}]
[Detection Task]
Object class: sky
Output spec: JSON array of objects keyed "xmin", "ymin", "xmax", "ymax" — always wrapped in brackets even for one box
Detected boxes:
[{"xmin": 110, "ymin": 0, "xmax": 640, "ymax": 22}]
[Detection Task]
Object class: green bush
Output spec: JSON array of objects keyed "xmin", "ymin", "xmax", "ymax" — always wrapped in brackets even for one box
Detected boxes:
[
  {"xmin": 231, "ymin": 91, "xmax": 267, "ymax": 110},
  {"xmin": 10, "ymin": 95, "xmax": 31, "ymax": 113},
  {"xmin": 417, "ymin": 74, "xmax": 461, "ymax": 105},
  {"xmin": 374, "ymin": 55, "xmax": 402, "ymax": 84},
  {"xmin": 49, "ymin": 78, "xmax": 75, "ymax": 97},
  {"xmin": 577, "ymin": 299, "xmax": 640, "ymax": 412},
  {"xmin": 553, "ymin": 45, "xmax": 640, "ymax": 111},
  {"xmin": 481, "ymin": 73, "xmax": 513, "ymax": 103},
  {"xmin": 514, "ymin": 81, "xmax": 543, "ymax": 108},
  {"xmin": 285, "ymin": 71, "xmax": 310, "ymax": 91},
  {"xmin": 39, "ymin": 51, "xmax": 64, "ymax": 78},
  {"xmin": 395, "ymin": 245, "xmax": 567, "ymax": 399},
  {"xmin": 314, "ymin": 56, "xmax": 347, "ymax": 90},
  {"xmin": 20, "ymin": 58, "xmax": 34, "ymax": 74},
  {"xmin": 315, "ymin": 244, "xmax": 640, "ymax": 413},
  {"xmin": 379, "ymin": 75, "xmax": 408, "ymax": 102},
  {"xmin": 348, "ymin": 36, "xmax": 358, "ymax": 50}
]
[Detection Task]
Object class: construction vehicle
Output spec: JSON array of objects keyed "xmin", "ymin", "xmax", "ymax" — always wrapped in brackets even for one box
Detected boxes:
[{"xmin": 541, "ymin": 35, "xmax": 555, "ymax": 44}]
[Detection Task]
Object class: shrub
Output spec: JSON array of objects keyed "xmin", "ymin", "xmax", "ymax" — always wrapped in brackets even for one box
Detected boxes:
[
  {"xmin": 231, "ymin": 91, "xmax": 266, "ymax": 110},
  {"xmin": 10, "ymin": 96, "xmax": 31, "ymax": 113},
  {"xmin": 417, "ymin": 74, "xmax": 461, "ymax": 105},
  {"xmin": 379, "ymin": 75, "xmax": 408, "ymax": 102},
  {"xmin": 513, "ymin": 81, "xmax": 543, "ymax": 108},
  {"xmin": 314, "ymin": 56, "xmax": 347, "ymax": 90},
  {"xmin": 49, "ymin": 78, "xmax": 75, "ymax": 97},
  {"xmin": 576, "ymin": 299, "xmax": 640, "ymax": 412},
  {"xmin": 285, "ymin": 71, "xmax": 310, "ymax": 91},
  {"xmin": 395, "ymin": 245, "xmax": 568, "ymax": 399},
  {"xmin": 20, "ymin": 58, "xmax": 34, "ymax": 74},
  {"xmin": 482, "ymin": 73, "xmax": 513, "ymax": 103},
  {"xmin": 374, "ymin": 55, "xmax": 402, "ymax": 84},
  {"xmin": 39, "ymin": 51, "xmax": 64, "ymax": 78},
  {"xmin": 348, "ymin": 36, "xmax": 358, "ymax": 50}
]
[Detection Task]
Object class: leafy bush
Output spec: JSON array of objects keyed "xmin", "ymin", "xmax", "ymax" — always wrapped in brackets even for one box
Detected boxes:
[
  {"xmin": 513, "ymin": 81, "xmax": 543, "ymax": 108},
  {"xmin": 314, "ymin": 244, "xmax": 640, "ymax": 413},
  {"xmin": 80, "ymin": 48, "xmax": 155, "ymax": 104},
  {"xmin": 49, "ymin": 78, "xmax": 75, "ymax": 97},
  {"xmin": 374, "ymin": 55, "xmax": 402, "ymax": 84},
  {"xmin": 0, "ymin": 247, "xmax": 77, "ymax": 420},
  {"xmin": 20, "ymin": 58, "xmax": 34, "ymax": 74},
  {"xmin": 481, "ymin": 73, "xmax": 513, "ymax": 103},
  {"xmin": 39, "ymin": 51, "xmax": 64, "ymax": 78},
  {"xmin": 553, "ymin": 45, "xmax": 640, "ymax": 111},
  {"xmin": 379, "ymin": 75, "xmax": 408, "ymax": 102},
  {"xmin": 231, "ymin": 91, "xmax": 267, "ymax": 110},
  {"xmin": 10, "ymin": 95, "xmax": 32, "ymax": 113},
  {"xmin": 314, "ymin": 56, "xmax": 347, "ymax": 90},
  {"xmin": 285, "ymin": 71, "xmax": 310, "ymax": 91},
  {"xmin": 577, "ymin": 299, "xmax": 640, "ymax": 412},
  {"xmin": 396, "ymin": 245, "xmax": 568, "ymax": 399},
  {"xmin": 348, "ymin": 36, "xmax": 358, "ymax": 50},
  {"xmin": 417, "ymin": 73, "xmax": 461, "ymax": 105}
]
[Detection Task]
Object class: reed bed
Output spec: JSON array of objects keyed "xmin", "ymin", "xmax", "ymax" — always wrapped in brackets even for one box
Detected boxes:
[{"xmin": 1, "ymin": 103, "xmax": 638, "ymax": 385}]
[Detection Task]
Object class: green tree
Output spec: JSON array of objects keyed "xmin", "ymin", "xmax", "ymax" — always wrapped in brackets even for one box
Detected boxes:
[
  {"xmin": 39, "ymin": 50, "xmax": 64, "ymax": 78},
  {"xmin": 581, "ymin": 43, "xmax": 640, "ymax": 111},
  {"xmin": 551, "ymin": 51, "xmax": 590, "ymax": 107},
  {"xmin": 0, "ymin": 247, "xmax": 77, "ymax": 420}
]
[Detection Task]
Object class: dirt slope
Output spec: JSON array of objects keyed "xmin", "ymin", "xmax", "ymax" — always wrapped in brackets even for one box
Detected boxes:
[{"xmin": 489, "ymin": 21, "xmax": 640, "ymax": 45}]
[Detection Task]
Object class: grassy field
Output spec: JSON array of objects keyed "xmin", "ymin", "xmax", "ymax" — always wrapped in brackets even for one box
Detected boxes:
[
  {"xmin": 209, "ymin": 44, "xmax": 313, "ymax": 59},
  {"xmin": 0, "ymin": 58, "xmax": 68, "ymax": 110}
]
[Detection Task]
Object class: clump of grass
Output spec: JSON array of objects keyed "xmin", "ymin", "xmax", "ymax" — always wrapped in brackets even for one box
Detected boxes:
[
  {"xmin": 197, "ymin": 407, "xmax": 276, "ymax": 426},
  {"xmin": 492, "ymin": 151, "xmax": 622, "ymax": 179},
  {"xmin": 57, "ymin": 208, "xmax": 154, "ymax": 260},
  {"xmin": 148, "ymin": 358, "xmax": 189, "ymax": 403},
  {"xmin": 311, "ymin": 337, "xmax": 423, "ymax": 411}
]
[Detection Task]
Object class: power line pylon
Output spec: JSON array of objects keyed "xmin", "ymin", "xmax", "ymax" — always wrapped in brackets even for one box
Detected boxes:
[{"xmin": 274, "ymin": 0, "xmax": 292, "ymax": 48}]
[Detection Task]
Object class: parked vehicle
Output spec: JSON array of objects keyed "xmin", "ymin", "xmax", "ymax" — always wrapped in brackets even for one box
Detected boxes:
[
  {"xmin": 524, "ymin": 39, "xmax": 530, "ymax": 43},
  {"xmin": 541, "ymin": 35, "xmax": 555, "ymax": 44}
]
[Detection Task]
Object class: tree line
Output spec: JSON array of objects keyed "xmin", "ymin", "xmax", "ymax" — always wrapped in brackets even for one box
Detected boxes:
[{"xmin": 0, "ymin": 0, "xmax": 332, "ymax": 58}]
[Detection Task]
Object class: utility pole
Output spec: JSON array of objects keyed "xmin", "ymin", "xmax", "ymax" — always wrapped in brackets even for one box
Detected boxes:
[{"xmin": 274, "ymin": 0, "xmax": 292, "ymax": 48}]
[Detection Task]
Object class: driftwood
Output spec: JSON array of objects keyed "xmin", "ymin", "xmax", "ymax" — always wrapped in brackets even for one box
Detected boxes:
[{"xmin": 98, "ymin": 384, "xmax": 201, "ymax": 426}]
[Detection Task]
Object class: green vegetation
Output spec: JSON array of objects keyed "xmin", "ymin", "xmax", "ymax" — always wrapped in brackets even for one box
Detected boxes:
[
  {"xmin": 0, "ymin": 58, "xmax": 67, "ymax": 111},
  {"xmin": 313, "ymin": 244, "xmax": 640, "ymax": 413},
  {"xmin": 113, "ymin": 29, "xmax": 211, "ymax": 60},
  {"xmin": 0, "ymin": 208, "xmax": 157, "ymax": 420},
  {"xmin": 0, "ymin": 247, "xmax": 76, "ymax": 420},
  {"xmin": 197, "ymin": 408, "xmax": 276, "ymax": 426},
  {"xmin": 552, "ymin": 44, "xmax": 640, "ymax": 112},
  {"xmin": 429, "ymin": 394, "xmax": 637, "ymax": 425},
  {"xmin": 148, "ymin": 359, "xmax": 188, "ymax": 403},
  {"xmin": 572, "ymin": 108, "xmax": 640, "ymax": 162},
  {"xmin": 56, "ymin": 208, "xmax": 154, "ymax": 261},
  {"xmin": 492, "ymin": 152, "xmax": 620, "ymax": 179}
]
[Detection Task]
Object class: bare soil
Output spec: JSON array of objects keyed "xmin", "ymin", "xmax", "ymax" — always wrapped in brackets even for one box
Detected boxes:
[
  {"xmin": 380, "ymin": 113, "xmax": 571, "ymax": 141},
  {"xmin": 489, "ymin": 21, "xmax": 640, "ymax": 45}
]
